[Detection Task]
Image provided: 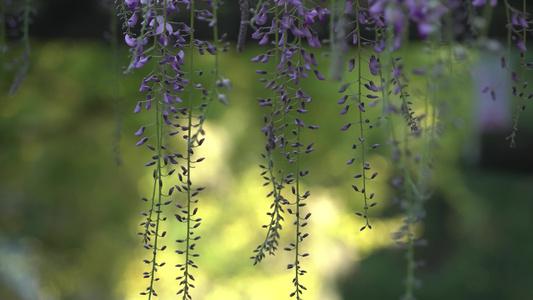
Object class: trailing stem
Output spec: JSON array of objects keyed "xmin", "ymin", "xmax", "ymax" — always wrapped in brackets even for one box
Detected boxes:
[
  {"xmin": 338, "ymin": 1, "xmax": 380, "ymax": 231},
  {"xmin": 249, "ymin": 1, "xmax": 325, "ymax": 297},
  {"xmin": 121, "ymin": 1, "xmax": 224, "ymax": 298}
]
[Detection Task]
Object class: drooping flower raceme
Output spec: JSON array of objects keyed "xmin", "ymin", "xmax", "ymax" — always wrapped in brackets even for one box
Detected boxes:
[
  {"xmin": 335, "ymin": 1, "xmax": 451, "ymax": 299},
  {"xmin": 246, "ymin": 1, "xmax": 327, "ymax": 299},
  {"xmin": 336, "ymin": 1, "xmax": 383, "ymax": 232},
  {"xmin": 119, "ymin": 0, "xmax": 226, "ymax": 298},
  {"xmin": 501, "ymin": 0, "xmax": 531, "ymax": 147}
]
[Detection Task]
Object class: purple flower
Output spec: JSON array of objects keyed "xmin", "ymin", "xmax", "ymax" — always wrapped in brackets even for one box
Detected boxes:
[
  {"xmin": 340, "ymin": 105, "xmax": 349, "ymax": 115},
  {"xmin": 337, "ymin": 95, "xmax": 348, "ymax": 105},
  {"xmin": 124, "ymin": 0, "xmax": 138, "ymax": 9},
  {"xmin": 259, "ymin": 35, "xmax": 269, "ymax": 46},
  {"xmin": 512, "ymin": 12, "xmax": 529, "ymax": 29},
  {"xmin": 153, "ymin": 16, "xmax": 174, "ymax": 35},
  {"xmin": 134, "ymin": 101, "xmax": 142, "ymax": 113},
  {"xmin": 127, "ymin": 12, "xmax": 139, "ymax": 27},
  {"xmin": 295, "ymin": 118, "xmax": 306, "ymax": 127},
  {"xmin": 303, "ymin": 10, "xmax": 317, "ymax": 25},
  {"xmin": 314, "ymin": 70, "xmax": 325, "ymax": 80},
  {"xmin": 517, "ymin": 40, "xmax": 527, "ymax": 53},
  {"xmin": 369, "ymin": 55, "xmax": 379, "ymax": 76},
  {"xmin": 340, "ymin": 123, "xmax": 351, "ymax": 131},
  {"xmin": 139, "ymin": 80, "xmax": 151, "ymax": 92},
  {"xmin": 135, "ymin": 126, "xmax": 146, "ymax": 136},
  {"xmin": 136, "ymin": 137, "xmax": 148, "ymax": 146},
  {"xmin": 368, "ymin": 0, "xmax": 386, "ymax": 26},
  {"xmin": 315, "ymin": 7, "xmax": 330, "ymax": 22},
  {"xmin": 407, "ymin": 0, "xmax": 448, "ymax": 39},
  {"xmin": 393, "ymin": 64, "xmax": 402, "ymax": 78},
  {"xmin": 364, "ymin": 81, "xmax": 379, "ymax": 92},
  {"xmin": 384, "ymin": 1, "xmax": 405, "ymax": 49},
  {"xmin": 125, "ymin": 34, "xmax": 137, "ymax": 47},
  {"xmin": 373, "ymin": 40, "xmax": 385, "ymax": 53},
  {"xmin": 255, "ymin": 6, "xmax": 268, "ymax": 25},
  {"xmin": 135, "ymin": 55, "xmax": 151, "ymax": 69}
]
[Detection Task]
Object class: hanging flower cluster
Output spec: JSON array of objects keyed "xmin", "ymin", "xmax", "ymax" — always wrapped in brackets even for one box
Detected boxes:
[
  {"xmin": 244, "ymin": 1, "xmax": 327, "ymax": 298},
  {"xmin": 120, "ymin": 0, "xmax": 227, "ymax": 298},
  {"xmin": 335, "ymin": 1, "xmax": 383, "ymax": 231},
  {"xmin": 501, "ymin": 0, "xmax": 531, "ymax": 147},
  {"xmin": 334, "ymin": 0, "xmax": 460, "ymax": 298}
]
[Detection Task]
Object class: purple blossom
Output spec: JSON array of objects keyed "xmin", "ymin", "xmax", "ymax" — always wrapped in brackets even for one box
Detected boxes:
[
  {"xmin": 517, "ymin": 40, "xmax": 527, "ymax": 53},
  {"xmin": 259, "ymin": 35, "xmax": 269, "ymax": 46},
  {"xmin": 254, "ymin": 6, "xmax": 268, "ymax": 25},
  {"xmin": 135, "ymin": 126, "xmax": 146, "ymax": 136},
  {"xmin": 337, "ymin": 95, "xmax": 348, "ymax": 105},
  {"xmin": 315, "ymin": 7, "xmax": 330, "ymax": 22},
  {"xmin": 127, "ymin": 12, "xmax": 139, "ymax": 27},
  {"xmin": 359, "ymin": 9, "xmax": 367, "ymax": 24},
  {"xmin": 249, "ymin": 2, "xmax": 328, "ymax": 271},
  {"xmin": 139, "ymin": 80, "xmax": 151, "ymax": 92},
  {"xmin": 340, "ymin": 105, "xmax": 349, "ymax": 115},
  {"xmin": 135, "ymin": 55, "xmax": 151, "ymax": 69},
  {"xmin": 368, "ymin": 0, "xmax": 386, "ymax": 26},
  {"xmin": 125, "ymin": 34, "xmax": 137, "ymax": 47},
  {"xmin": 295, "ymin": 118, "xmax": 305, "ymax": 127},
  {"xmin": 314, "ymin": 70, "xmax": 325, "ymax": 80},
  {"xmin": 384, "ymin": 1, "xmax": 405, "ymax": 50},
  {"xmin": 136, "ymin": 137, "xmax": 148, "ymax": 146},
  {"xmin": 345, "ymin": 0, "xmax": 352, "ymax": 14},
  {"xmin": 124, "ymin": 0, "xmax": 138, "ymax": 9},
  {"xmin": 369, "ymin": 55, "xmax": 379, "ymax": 76},
  {"xmin": 364, "ymin": 81, "xmax": 379, "ymax": 92},
  {"xmin": 340, "ymin": 123, "xmax": 352, "ymax": 131},
  {"xmin": 349, "ymin": 59, "xmax": 355, "ymax": 72},
  {"xmin": 373, "ymin": 40, "xmax": 385, "ymax": 53},
  {"xmin": 134, "ymin": 101, "xmax": 142, "ymax": 113},
  {"xmin": 338, "ymin": 84, "xmax": 349, "ymax": 93},
  {"xmin": 393, "ymin": 64, "xmax": 403, "ymax": 78},
  {"xmin": 406, "ymin": 0, "xmax": 448, "ymax": 39}
]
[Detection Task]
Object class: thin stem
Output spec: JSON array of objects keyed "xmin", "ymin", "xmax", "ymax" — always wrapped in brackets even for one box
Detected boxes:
[
  {"xmin": 183, "ymin": 1, "xmax": 195, "ymax": 298},
  {"xmin": 293, "ymin": 122, "xmax": 302, "ymax": 299},
  {"xmin": 146, "ymin": 81, "xmax": 164, "ymax": 299},
  {"xmin": 143, "ymin": 2, "xmax": 169, "ymax": 297},
  {"xmin": 355, "ymin": 1, "xmax": 370, "ymax": 229}
]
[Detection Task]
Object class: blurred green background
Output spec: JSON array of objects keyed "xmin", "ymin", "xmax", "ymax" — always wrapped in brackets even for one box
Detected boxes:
[{"xmin": 2, "ymin": 1, "xmax": 533, "ymax": 300}]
